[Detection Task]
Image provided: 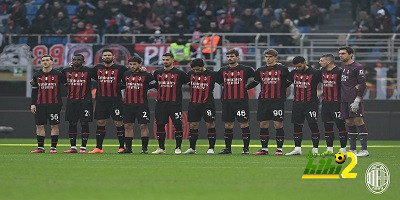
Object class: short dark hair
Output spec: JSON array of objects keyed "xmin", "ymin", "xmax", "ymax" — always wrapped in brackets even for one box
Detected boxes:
[
  {"xmin": 163, "ymin": 52, "xmax": 174, "ymax": 59},
  {"xmin": 226, "ymin": 49, "xmax": 239, "ymax": 56},
  {"xmin": 292, "ymin": 56, "xmax": 306, "ymax": 65},
  {"xmin": 73, "ymin": 53, "xmax": 85, "ymax": 61},
  {"xmin": 102, "ymin": 49, "xmax": 114, "ymax": 55},
  {"xmin": 41, "ymin": 55, "xmax": 53, "ymax": 61},
  {"xmin": 264, "ymin": 49, "xmax": 278, "ymax": 57},
  {"xmin": 128, "ymin": 56, "xmax": 142, "ymax": 64},
  {"xmin": 338, "ymin": 46, "xmax": 354, "ymax": 55},
  {"xmin": 321, "ymin": 54, "xmax": 334, "ymax": 62},
  {"xmin": 190, "ymin": 58, "xmax": 205, "ymax": 68}
]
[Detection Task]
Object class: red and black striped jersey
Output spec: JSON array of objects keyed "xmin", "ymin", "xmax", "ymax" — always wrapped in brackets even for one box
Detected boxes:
[
  {"xmin": 188, "ymin": 69, "xmax": 219, "ymax": 104},
  {"xmin": 321, "ymin": 66, "xmax": 342, "ymax": 102},
  {"xmin": 153, "ymin": 67, "xmax": 188, "ymax": 104},
  {"xmin": 92, "ymin": 64, "xmax": 128, "ymax": 101},
  {"xmin": 254, "ymin": 64, "xmax": 290, "ymax": 102},
  {"xmin": 217, "ymin": 64, "xmax": 255, "ymax": 102},
  {"xmin": 122, "ymin": 71, "xmax": 155, "ymax": 105},
  {"xmin": 62, "ymin": 66, "xmax": 92, "ymax": 103},
  {"xmin": 288, "ymin": 67, "xmax": 322, "ymax": 103},
  {"xmin": 31, "ymin": 69, "xmax": 63, "ymax": 105}
]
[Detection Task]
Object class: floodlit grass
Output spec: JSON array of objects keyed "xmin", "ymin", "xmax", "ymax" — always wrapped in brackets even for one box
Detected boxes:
[{"xmin": 0, "ymin": 139, "xmax": 399, "ymax": 200}]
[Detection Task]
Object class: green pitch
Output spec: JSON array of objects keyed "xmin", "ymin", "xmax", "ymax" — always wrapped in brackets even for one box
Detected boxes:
[{"xmin": 0, "ymin": 139, "xmax": 398, "ymax": 200}]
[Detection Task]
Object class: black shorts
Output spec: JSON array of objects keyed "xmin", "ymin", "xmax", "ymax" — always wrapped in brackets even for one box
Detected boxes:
[
  {"xmin": 123, "ymin": 104, "xmax": 150, "ymax": 124},
  {"xmin": 222, "ymin": 101, "xmax": 250, "ymax": 122},
  {"xmin": 257, "ymin": 101, "xmax": 285, "ymax": 122},
  {"xmin": 65, "ymin": 101, "xmax": 93, "ymax": 123},
  {"xmin": 321, "ymin": 101, "xmax": 344, "ymax": 123},
  {"xmin": 34, "ymin": 104, "xmax": 62, "ymax": 125},
  {"xmin": 94, "ymin": 100, "xmax": 123, "ymax": 121},
  {"xmin": 188, "ymin": 103, "xmax": 216, "ymax": 123},
  {"xmin": 291, "ymin": 102, "xmax": 319, "ymax": 124},
  {"xmin": 155, "ymin": 102, "xmax": 182, "ymax": 125},
  {"xmin": 340, "ymin": 102, "xmax": 365, "ymax": 119}
]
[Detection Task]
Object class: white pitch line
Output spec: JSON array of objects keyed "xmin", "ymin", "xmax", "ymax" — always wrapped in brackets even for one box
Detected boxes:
[{"xmin": 0, "ymin": 144, "xmax": 399, "ymax": 147}]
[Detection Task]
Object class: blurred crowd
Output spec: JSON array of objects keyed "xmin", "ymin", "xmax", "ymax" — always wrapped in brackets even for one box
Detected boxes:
[
  {"xmin": 352, "ymin": 0, "xmax": 399, "ymax": 34},
  {"xmin": 0, "ymin": 0, "xmax": 333, "ymax": 43}
]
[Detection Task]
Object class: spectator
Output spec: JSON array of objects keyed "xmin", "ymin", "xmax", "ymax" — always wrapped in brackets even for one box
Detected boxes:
[
  {"xmin": 255, "ymin": 8, "xmax": 274, "ymax": 32},
  {"xmin": 283, "ymin": 18, "xmax": 301, "ymax": 45},
  {"xmin": 216, "ymin": 9, "xmax": 234, "ymax": 32},
  {"xmin": 352, "ymin": 0, "xmax": 371, "ymax": 22},
  {"xmin": 95, "ymin": 1, "xmax": 113, "ymax": 24},
  {"xmin": 226, "ymin": 0, "xmax": 241, "ymax": 18},
  {"xmin": 3, "ymin": 18, "xmax": 22, "ymax": 34},
  {"xmin": 85, "ymin": 9, "xmax": 103, "ymax": 31},
  {"xmin": 132, "ymin": 0, "xmax": 150, "ymax": 23},
  {"xmin": 207, "ymin": 21, "xmax": 219, "ymax": 33},
  {"xmin": 354, "ymin": 11, "xmax": 373, "ymax": 34},
  {"xmin": 171, "ymin": 10, "xmax": 188, "ymax": 30},
  {"xmin": 131, "ymin": 19, "xmax": 146, "ymax": 34},
  {"xmin": 73, "ymin": 22, "xmax": 95, "ymax": 43},
  {"xmin": 282, "ymin": 0, "xmax": 300, "ymax": 21},
  {"xmin": 28, "ymin": 14, "xmax": 51, "ymax": 34},
  {"xmin": 118, "ymin": 26, "xmax": 133, "ymax": 44},
  {"xmin": 373, "ymin": 9, "xmax": 393, "ymax": 33},
  {"xmin": 0, "ymin": 0, "xmax": 13, "ymax": 15},
  {"xmin": 51, "ymin": 0, "xmax": 68, "ymax": 18},
  {"xmin": 253, "ymin": 20, "xmax": 268, "ymax": 44},
  {"xmin": 103, "ymin": 19, "xmax": 119, "ymax": 43},
  {"xmin": 196, "ymin": 0, "xmax": 209, "ymax": 18},
  {"xmin": 36, "ymin": 2, "xmax": 52, "ymax": 19},
  {"xmin": 162, "ymin": 21, "xmax": 174, "ymax": 34},
  {"xmin": 7, "ymin": 0, "xmax": 27, "ymax": 29},
  {"xmin": 145, "ymin": 11, "xmax": 164, "ymax": 32},
  {"xmin": 75, "ymin": 0, "xmax": 88, "ymax": 20},
  {"xmin": 199, "ymin": 9, "xmax": 216, "ymax": 29},
  {"xmin": 118, "ymin": 0, "xmax": 134, "ymax": 18},
  {"xmin": 171, "ymin": 0, "xmax": 186, "ymax": 14},
  {"xmin": 152, "ymin": 0, "xmax": 171, "ymax": 20},
  {"xmin": 270, "ymin": 20, "xmax": 293, "ymax": 47},
  {"xmin": 52, "ymin": 11, "xmax": 71, "ymax": 34},
  {"xmin": 147, "ymin": 30, "xmax": 163, "ymax": 44},
  {"xmin": 298, "ymin": 0, "xmax": 320, "ymax": 29}
]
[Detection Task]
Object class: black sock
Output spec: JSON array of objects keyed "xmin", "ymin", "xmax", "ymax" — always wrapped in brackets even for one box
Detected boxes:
[
  {"xmin": 141, "ymin": 136, "xmax": 149, "ymax": 151},
  {"xmin": 309, "ymin": 123, "xmax": 320, "ymax": 148},
  {"xmin": 125, "ymin": 137, "xmax": 133, "ymax": 150},
  {"xmin": 224, "ymin": 128, "xmax": 233, "ymax": 150},
  {"xmin": 276, "ymin": 128, "xmax": 284, "ymax": 149},
  {"xmin": 324, "ymin": 122, "xmax": 334, "ymax": 147},
  {"xmin": 68, "ymin": 123, "xmax": 77, "ymax": 147},
  {"xmin": 293, "ymin": 124, "xmax": 303, "ymax": 147},
  {"xmin": 359, "ymin": 134, "xmax": 368, "ymax": 150},
  {"xmin": 157, "ymin": 132, "xmax": 166, "ymax": 150},
  {"xmin": 260, "ymin": 128, "xmax": 269, "ymax": 149},
  {"xmin": 207, "ymin": 128, "xmax": 216, "ymax": 149},
  {"xmin": 189, "ymin": 129, "xmax": 199, "ymax": 150},
  {"xmin": 174, "ymin": 124, "xmax": 183, "ymax": 149},
  {"xmin": 37, "ymin": 135, "xmax": 44, "ymax": 149},
  {"xmin": 337, "ymin": 122, "xmax": 347, "ymax": 148},
  {"xmin": 81, "ymin": 123, "xmax": 89, "ymax": 148},
  {"xmin": 157, "ymin": 124, "xmax": 166, "ymax": 150},
  {"xmin": 116, "ymin": 126, "xmax": 125, "ymax": 149},
  {"xmin": 357, "ymin": 124, "xmax": 368, "ymax": 150},
  {"xmin": 96, "ymin": 126, "xmax": 106, "ymax": 149},
  {"xmin": 51, "ymin": 135, "xmax": 58, "ymax": 148},
  {"xmin": 348, "ymin": 125, "xmax": 357, "ymax": 151},
  {"xmin": 241, "ymin": 127, "xmax": 251, "ymax": 149}
]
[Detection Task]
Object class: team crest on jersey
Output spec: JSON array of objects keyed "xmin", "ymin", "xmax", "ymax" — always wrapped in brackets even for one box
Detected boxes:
[
  {"xmin": 359, "ymin": 70, "xmax": 364, "ymax": 75},
  {"xmin": 268, "ymin": 71, "xmax": 271, "ymax": 75}
]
